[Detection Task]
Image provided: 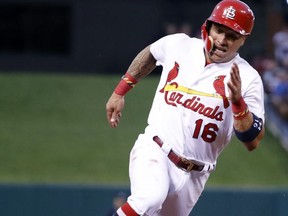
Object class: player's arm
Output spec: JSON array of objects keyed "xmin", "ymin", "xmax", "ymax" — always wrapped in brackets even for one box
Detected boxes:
[
  {"xmin": 106, "ymin": 45, "xmax": 157, "ymax": 128},
  {"xmin": 227, "ymin": 63, "xmax": 265, "ymax": 151},
  {"xmin": 126, "ymin": 45, "xmax": 157, "ymax": 80},
  {"xmin": 233, "ymin": 112, "xmax": 265, "ymax": 151}
]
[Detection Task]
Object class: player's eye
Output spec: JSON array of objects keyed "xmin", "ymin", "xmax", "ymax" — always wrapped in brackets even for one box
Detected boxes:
[
  {"xmin": 225, "ymin": 33, "xmax": 241, "ymax": 41},
  {"xmin": 215, "ymin": 27, "xmax": 224, "ymax": 34}
]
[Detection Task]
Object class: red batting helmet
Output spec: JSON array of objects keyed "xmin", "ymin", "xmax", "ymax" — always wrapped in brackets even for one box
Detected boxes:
[
  {"xmin": 201, "ymin": 0, "xmax": 255, "ymax": 52},
  {"xmin": 207, "ymin": 0, "xmax": 255, "ymax": 36}
]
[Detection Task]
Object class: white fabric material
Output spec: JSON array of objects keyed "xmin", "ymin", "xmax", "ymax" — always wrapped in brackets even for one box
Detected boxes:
[
  {"xmin": 148, "ymin": 33, "xmax": 265, "ymax": 165},
  {"xmin": 159, "ymin": 137, "xmax": 215, "ymax": 173},
  {"xmin": 128, "ymin": 134, "xmax": 210, "ymax": 216},
  {"xmin": 126, "ymin": 33, "xmax": 265, "ymax": 215}
]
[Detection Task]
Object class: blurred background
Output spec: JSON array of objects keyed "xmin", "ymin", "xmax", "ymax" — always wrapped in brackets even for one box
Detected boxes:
[{"xmin": 0, "ymin": 0, "xmax": 288, "ymax": 215}]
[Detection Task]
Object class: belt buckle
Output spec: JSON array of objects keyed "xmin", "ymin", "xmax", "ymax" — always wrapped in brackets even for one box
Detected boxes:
[{"xmin": 181, "ymin": 158, "xmax": 195, "ymax": 172}]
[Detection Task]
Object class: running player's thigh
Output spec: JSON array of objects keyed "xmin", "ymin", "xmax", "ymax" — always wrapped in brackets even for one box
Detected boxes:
[{"xmin": 128, "ymin": 138, "xmax": 170, "ymax": 212}]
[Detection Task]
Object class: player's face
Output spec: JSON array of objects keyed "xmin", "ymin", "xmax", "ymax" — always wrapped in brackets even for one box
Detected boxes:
[{"xmin": 206, "ymin": 23, "xmax": 247, "ymax": 63}]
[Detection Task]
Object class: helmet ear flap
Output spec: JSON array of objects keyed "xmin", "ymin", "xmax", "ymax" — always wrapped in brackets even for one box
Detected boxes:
[{"xmin": 201, "ymin": 21, "xmax": 214, "ymax": 53}]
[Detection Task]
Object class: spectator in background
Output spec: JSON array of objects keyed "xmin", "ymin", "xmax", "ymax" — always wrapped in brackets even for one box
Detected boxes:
[
  {"xmin": 251, "ymin": 55, "xmax": 275, "ymax": 79},
  {"xmin": 262, "ymin": 20, "xmax": 288, "ymax": 120},
  {"xmin": 270, "ymin": 70, "xmax": 288, "ymax": 119},
  {"xmin": 273, "ymin": 28, "xmax": 288, "ymax": 51},
  {"xmin": 261, "ymin": 58, "xmax": 279, "ymax": 94},
  {"xmin": 273, "ymin": 22, "xmax": 288, "ymax": 67}
]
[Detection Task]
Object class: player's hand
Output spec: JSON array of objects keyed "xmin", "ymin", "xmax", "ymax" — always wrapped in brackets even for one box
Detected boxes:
[
  {"xmin": 227, "ymin": 63, "xmax": 242, "ymax": 103},
  {"xmin": 106, "ymin": 92, "xmax": 125, "ymax": 128}
]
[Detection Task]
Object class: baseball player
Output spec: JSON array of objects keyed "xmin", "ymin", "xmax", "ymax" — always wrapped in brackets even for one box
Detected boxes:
[{"xmin": 106, "ymin": 0, "xmax": 265, "ymax": 215}]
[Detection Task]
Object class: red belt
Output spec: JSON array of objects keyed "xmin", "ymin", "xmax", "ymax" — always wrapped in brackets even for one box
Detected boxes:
[{"xmin": 153, "ymin": 136, "xmax": 204, "ymax": 172}]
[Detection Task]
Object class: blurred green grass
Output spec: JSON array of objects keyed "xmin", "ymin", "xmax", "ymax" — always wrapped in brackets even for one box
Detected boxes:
[{"xmin": 0, "ymin": 73, "xmax": 287, "ymax": 187}]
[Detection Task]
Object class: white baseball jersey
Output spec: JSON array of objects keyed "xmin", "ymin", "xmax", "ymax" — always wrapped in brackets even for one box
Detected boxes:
[
  {"xmin": 126, "ymin": 33, "xmax": 265, "ymax": 215},
  {"xmin": 145, "ymin": 33, "xmax": 265, "ymax": 166}
]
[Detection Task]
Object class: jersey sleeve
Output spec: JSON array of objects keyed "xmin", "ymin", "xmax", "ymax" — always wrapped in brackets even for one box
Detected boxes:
[
  {"xmin": 150, "ymin": 33, "xmax": 190, "ymax": 66},
  {"xmin": 244, "ymin": 76, "xmax": 265, "ymax": 122},
  {"xmin": 239, "ymin": 63, "xmax": 265, "ymax": 122}
]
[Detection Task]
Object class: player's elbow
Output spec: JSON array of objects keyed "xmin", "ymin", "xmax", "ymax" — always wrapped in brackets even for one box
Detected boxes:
[
  {"xmin": 244, "ymin": 128, "xmax": 265, "ymax": 151},
  {"xmin": 244, "ymin": 142, "xmax": 259, "ymax": 151}
]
